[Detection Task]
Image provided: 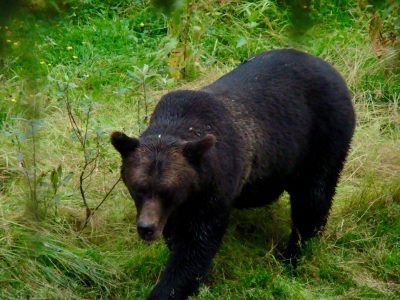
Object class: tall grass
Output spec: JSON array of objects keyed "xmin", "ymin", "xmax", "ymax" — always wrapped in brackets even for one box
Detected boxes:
[{"xmin": 0, "ymin": 0, "xmax": 399, "ymax": 299}]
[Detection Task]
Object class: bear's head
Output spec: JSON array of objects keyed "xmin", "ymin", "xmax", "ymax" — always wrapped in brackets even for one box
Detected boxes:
[{"xmin": 111, "ymin": 131, "xmax": 216, "ymax": 241}]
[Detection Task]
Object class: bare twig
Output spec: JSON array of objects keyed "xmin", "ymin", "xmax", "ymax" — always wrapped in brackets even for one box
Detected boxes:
[
  {"xmin": 60, "ymin": 83, "xmax": 118, "ymax": 233},
  {"xmin": 82, "ymin": 159, "xmax": 98, "ymax": 181},
  {"xmin": 81, "ymin": 135, "xmax": 100, "ymax": 181},
  {"xmin": 78, "ymin": 170, "xmax": 90, "ymax": 212},
  {"xmin": 64, "ymin": 88, "xmax": 84, "ymax": 146},
  {"xmin": 77, "ymin": 176, "xmax": 121, "ymax": 236},
  {"xmin": 82, "ymin": 102, "xmax": 92, "ymax": 148},
  {"xmin": 78, "ymin": 105, "xmax": 95, "ymax": 212},
  {"xmin": 63, "ymin": 87, "xmax": 93, "ymax": 214}
]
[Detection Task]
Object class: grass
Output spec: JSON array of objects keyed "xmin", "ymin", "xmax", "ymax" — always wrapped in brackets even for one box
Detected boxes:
[{"xmin": 0, "ymin": 0, "xmax": 399, "ymax": 299}]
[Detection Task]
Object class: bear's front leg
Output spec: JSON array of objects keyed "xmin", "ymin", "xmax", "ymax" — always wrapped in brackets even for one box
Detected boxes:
[{"xmin": 147, "ymin": 208, "xmax": 229, "ymax": 300}]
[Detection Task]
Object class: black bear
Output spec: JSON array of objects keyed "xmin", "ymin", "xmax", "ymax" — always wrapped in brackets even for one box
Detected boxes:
[{"xmin": 111, "ymin": 49, "xmax": 355, "ymax": 299}]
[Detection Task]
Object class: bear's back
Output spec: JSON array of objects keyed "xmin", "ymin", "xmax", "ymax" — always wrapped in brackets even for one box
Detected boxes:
[
  {"xmin": 203, "ymin": 49, "xmax": 352, "ymax": 114},
  {"xmin": 202, "ymin": 49, "xmax": 355, "ymax": 185}
]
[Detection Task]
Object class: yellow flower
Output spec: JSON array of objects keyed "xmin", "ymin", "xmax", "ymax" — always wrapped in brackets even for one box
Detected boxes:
[
  {"xmin": 11, "ymin": 98, "xmax": 16, "ymax": 103},
  {"xmin": 40, "ymin": 61, "xmax": 45, "ymax": 65},
  {"xmin": 140, "ymin": 22, "xmax": 145, "ymax": 28},
  {"xmin": 67, "ymin": 46, "xmax": 73, "ymax": 50},
  {"xmin": 72, "ymin": 55, "xmax": 78, "ymax": 59},
  {"xmin": 48, "ymin": 63, "xmax": 52, "ymax": 66}
]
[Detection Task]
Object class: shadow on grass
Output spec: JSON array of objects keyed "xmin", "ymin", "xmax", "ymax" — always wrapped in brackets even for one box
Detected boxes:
[{"xmin": 227, "ymin": 196, "xmax": 292, "ymax": 253}]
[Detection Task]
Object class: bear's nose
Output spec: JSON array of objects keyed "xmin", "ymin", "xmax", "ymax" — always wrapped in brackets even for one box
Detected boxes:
[{"xmin": 137, "ymin": 222, "xmax": 156, "ymax": 240}]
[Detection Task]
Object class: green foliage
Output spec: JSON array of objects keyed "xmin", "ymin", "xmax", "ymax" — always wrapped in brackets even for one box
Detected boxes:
[{"xmin": 0, "ymin": 0, "xmax": 399, "ymax": 299}]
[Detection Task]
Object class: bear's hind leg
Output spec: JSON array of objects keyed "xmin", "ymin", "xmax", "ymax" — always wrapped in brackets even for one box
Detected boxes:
[
  {"xmin": 284, "ymin": 162, "xmax": 344, "ymax": 263},
  {"xmin": 284, "ymin": 126, "xmax": 353, "ymax": 264},
  {"xmin": 286, "ymin": 180, "xmax": 336, "ymax": 259}
]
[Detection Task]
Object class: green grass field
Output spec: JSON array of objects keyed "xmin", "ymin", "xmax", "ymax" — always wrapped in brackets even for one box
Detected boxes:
[{"xmin": 0, "ymin": 1, "xmax": 399, "ymax": 299}]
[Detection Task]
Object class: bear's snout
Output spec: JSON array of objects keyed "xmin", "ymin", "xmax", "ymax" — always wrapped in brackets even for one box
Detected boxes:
[
  {"xmin": 136, "ymin": 199, "xmax": 164, "ymax": 241},
  {"xmin": 137, "ymin": 222, "xmax": 157, "ymax": 241}
]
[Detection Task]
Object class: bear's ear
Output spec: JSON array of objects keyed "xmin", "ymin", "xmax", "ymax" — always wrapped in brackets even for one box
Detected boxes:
[
  {"xmin": 182, "ymin": 134, "xmax": 216, "ymax": 163},
  {"xmin": 110, "ymin": 131, "xmax": 139, "ymax": 158}
]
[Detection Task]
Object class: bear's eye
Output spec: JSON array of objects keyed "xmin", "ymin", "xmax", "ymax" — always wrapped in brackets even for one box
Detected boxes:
[
  {"xmin": 133, "ymin": 186, "xmax": 148, "ymax": 199},
  {"xmin": 159, "ymin": 189, "xmax": 173, "ymax": 202}
]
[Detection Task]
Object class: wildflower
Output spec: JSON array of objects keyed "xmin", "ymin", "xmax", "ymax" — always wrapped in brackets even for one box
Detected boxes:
[
  {"xmin": 13, "ymin": 41, "xmax": 19, "ymax": 47},
  {"xmin": 72, "ymin": 55, "xmax": 78, "ymax": 59},
  {"xmin": 40, "ymin": 61, "xmax": 45, "ymax": 65},
  {"xmin": 11, "ymin": 98, "xmax": 16, "ymax": 103},
  {"xmin": 48, "ymin": 63, "xmax": 52, "ymax": 66},
  {"xmin": 67, "ymin": 46, "xmax": 73, "ymax": 50},
  {"xmin": 6, "ymin": 39, "xmax": 11, "ymax": 43},
  {"xmin": 140, "ymin": 22, "xmax": 145, "ymax": 28}
]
